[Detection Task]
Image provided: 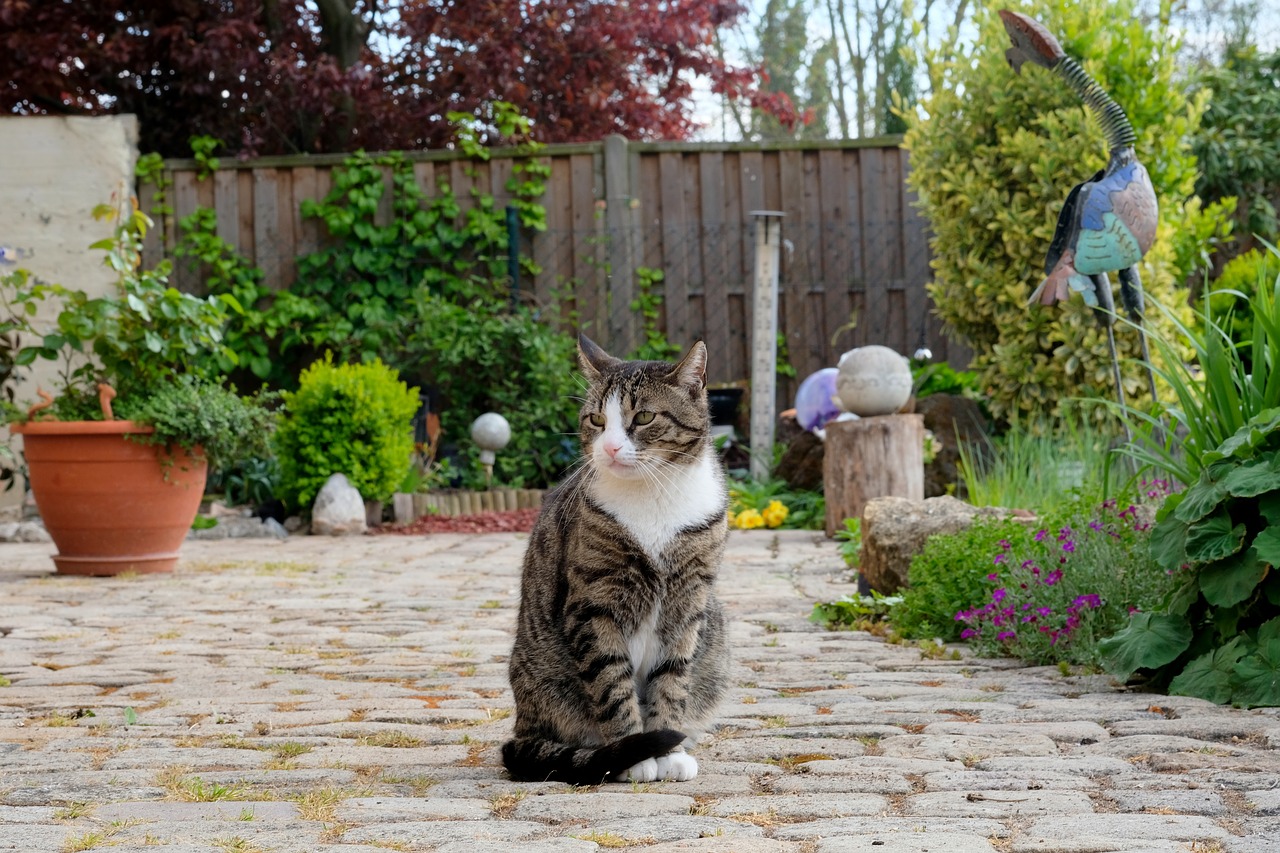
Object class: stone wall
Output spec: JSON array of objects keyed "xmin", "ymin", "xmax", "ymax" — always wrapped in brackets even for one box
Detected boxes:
[{"xmin": 0, "ymin": 115, "xmax": 140, "ymax": 505}]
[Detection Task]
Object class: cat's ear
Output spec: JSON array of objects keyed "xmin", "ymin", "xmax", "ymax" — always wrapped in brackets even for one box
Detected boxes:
[
  {"xmin": 666, "ymin": 340, "xmax": 708, "ymax": 392},
  {"xmin": 577, "ymin": 334, "xmax": 618, "ymax": 381}
]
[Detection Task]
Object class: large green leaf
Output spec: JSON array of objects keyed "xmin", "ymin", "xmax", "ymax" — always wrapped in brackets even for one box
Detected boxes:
[
  {"xmin": 1221, "ymin": 454, "xmax": 1280, "ymax": 499},
  {"xmin": 1254, "ymin": 526, "xmax": 1280, "ymax": 567},
  {"xmin": 1232, "ymin": 639, "xmax": 1280, "ymax": 708},
  {"xmin": 1204, "ymin": 407, "xmax": 1280, "ymax": 465},
  {"xmin": 1199, "ymin": 547, "xmax": 1267, "ymax": 608},
  {"xmin": 1099, "ymin": 612, "xmax": 1194, "ymax": 682},
  {"xmin": 1169, "ymin": 637, "xmax": 1249, "ymax": 704},
  {"xmin": 1184, "ymin": 509, "xmax": 1247, "ymax": 565},
  {"xmin": 1174, "ymin": 479, "xmax": 1230, "ymax": 524},
  {"xmin": 1149, "ymin": 513, "xmax": 1189, "ymax": 571},
  {"xmin": 1261, "ymin": 493, "xmax": 1280, "ymax": 526}
]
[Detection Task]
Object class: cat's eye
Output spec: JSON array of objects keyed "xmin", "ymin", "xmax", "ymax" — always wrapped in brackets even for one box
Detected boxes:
[
  {"xmin": 588, "ymin": 413, "xmax": 606, "ymax": 427},
  {"xmin": 633, "ymin": 411, "xmax": 656, "ymax": 426}
]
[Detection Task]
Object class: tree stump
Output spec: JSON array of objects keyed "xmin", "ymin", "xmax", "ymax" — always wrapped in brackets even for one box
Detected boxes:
[{"xmin": 823, "ymin": 414, "xmax": 924, "ymax": 537}]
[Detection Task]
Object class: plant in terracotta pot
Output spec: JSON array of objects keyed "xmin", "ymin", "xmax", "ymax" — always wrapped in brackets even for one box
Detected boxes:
[{"xmin": 2, "ymin": 202, "xmax": 275, "ymax": 575}]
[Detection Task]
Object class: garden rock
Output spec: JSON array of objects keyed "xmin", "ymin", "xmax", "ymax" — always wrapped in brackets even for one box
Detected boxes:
[
  {"xmin": 310, "ymin": 474, "xmax": 367, "ymax": 536},
  {"xmin": 859, "ymin": 496, "xmax": 1021, "ymax": 593},
  {"xmin": 0, "ymin": 520, "xmax": 51, "ymax": 544},
  {"xmin": 188, "ymin": 516, "xmax": 289, "ymax": 540},
  {"xmin": 914, "ymin": 393, "xmax": 990, "ymax": 498}
]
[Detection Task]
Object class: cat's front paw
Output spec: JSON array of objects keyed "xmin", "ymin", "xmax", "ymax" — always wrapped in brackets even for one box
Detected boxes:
[
  {"xmin": 626, "ymin": 750, "xmax": 698, "ymax": 782},
  {"xmin": 654, "ymin": 751, "xmax": 698, "ymax": 781}
]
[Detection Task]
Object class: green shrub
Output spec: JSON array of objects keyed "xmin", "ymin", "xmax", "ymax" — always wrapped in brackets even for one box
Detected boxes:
[
  {"xmin": 394, "ymin": 292, "xmax": 579, "ymax": 489},
  {"xmin": 727, "ymin": 477, "xmax": 825, "ymax": 530},
  {"xmin": 903, "ymin": 0, "xmax": 1231, "ymax": 424},
  {"xmin": 1202, "ymin": 248, "xmax": 1280, "ymax": 362},
  {"xmin": 1100, "ymin": 409, "xmax": 1280, "ymax": 707},
  {"xmin": 273, "ymin": 355, "xmax": 419, "ymax": 508},
  {"xmin": 891, "ymin": 516, "xmax": 1038, "ymax": 641}
]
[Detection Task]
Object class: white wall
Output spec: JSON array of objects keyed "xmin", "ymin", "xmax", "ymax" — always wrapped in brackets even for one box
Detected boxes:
[{"xmin": 0, "ymin": 115, "xmax": 140, "ymax": 505}]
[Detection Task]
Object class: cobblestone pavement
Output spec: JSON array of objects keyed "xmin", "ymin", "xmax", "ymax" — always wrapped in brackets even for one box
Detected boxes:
[{"xmin": 2, "ymin": 530, "xmax": 1278, "ymax": 853}]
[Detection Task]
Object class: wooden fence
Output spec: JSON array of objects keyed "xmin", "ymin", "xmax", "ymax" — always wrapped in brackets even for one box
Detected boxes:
[{"xmin": 143, "ymin": 136, "xmax": 969, "ymax": 400}]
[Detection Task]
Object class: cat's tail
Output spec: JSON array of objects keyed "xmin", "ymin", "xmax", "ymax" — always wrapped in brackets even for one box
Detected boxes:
[{"xmin": 501, "ymin": 729, "xmax": 686, "ymax": 784}]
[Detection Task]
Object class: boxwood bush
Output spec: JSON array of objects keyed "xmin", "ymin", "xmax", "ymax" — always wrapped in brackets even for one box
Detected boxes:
[{"xmin": 273, "ymin": 354, "xmax": 419, "ymax": 509}]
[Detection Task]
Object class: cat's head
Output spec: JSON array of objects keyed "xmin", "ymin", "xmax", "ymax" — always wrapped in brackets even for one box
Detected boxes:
[{"xmin": 576, "ymin": 334, "xmax": 710, "ymax": 481}]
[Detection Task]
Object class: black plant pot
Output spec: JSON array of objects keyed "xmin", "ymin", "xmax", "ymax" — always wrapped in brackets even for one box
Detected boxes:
[{"xmin": 707, "ymin": 388, "xmax": 744, "ymax": 427}]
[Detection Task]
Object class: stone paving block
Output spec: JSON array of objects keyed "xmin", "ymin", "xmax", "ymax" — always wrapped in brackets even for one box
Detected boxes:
[
  {"xmin": 922, "ymin": 771, "xmax": 1096, "ymax": 792},
  {"xmin": 878, "ymin": 733, "xmax": 1058, "ymax": 762},
  {"xmin": 771, "ymin": 817, "xmax": 1011, "ymax": 841},
  {"xmin": 921, "ymin": 721, "xmax": 1108, "ymax": 745},
  {"xmin": 1106, "ymin": 787, "xmax": 1226, "ymax": 815},
  {"xmin": 1083, "ymin": 733, "xmax": 1251, "ymax": 758},
  {"xmin": 701, "ymin": 736, "xmax": 867, "ymax": 762},
  {"xmin": 0, "ymin": 826, "xmax": 78, "ymax": 851},
  {"xmin": 1009, "ymin": 841, "xmax": 1187, "ymax": 853},
  {"xmin": 95, "ymin": 800, "xmax": 300, "ymax": 821},
  {"xmin": 904, "ymin": 790, "xmax": 1094, "ymax": 818},
  {"xmin": 1022, "ymin": 813, "xmax": 1231, "ymax": 845},
  {"xmin": 437, "ymin": 841, "xmax": 598, "ymax": 853},
  {"xmin": 1247, "ymin": 789, "xmax": 1280, "ymax": 814},
  {"xmin": 767, "ymin": 769, "xmax": 913, "ymax": 795},
  {"xmin": 335, "ymin": 796, "xmax": 493, "ymax": 822},
  {"xmin": 0, "ymin": 805, "xmax": 58, "ymax": 823},
  {"xmin": 805, "ymin": 757, "xmax": 963, "ymax": 775},
  {"xmin": 512, "ymin": 792, "xmax": 695, "ymax": 822},
  {"xmin": 343, "ymin": 818, "xmax": 552, "ymax": 846},
  {"xmin": 642, "ymin": 840, "xmax": 803, "ymax": 853},
  {"xmin": 816, "ymin": 832, "xmax": 1000, "ymax": 852},
  {"xmin": 296, "ymin": 744, "xmax": 471, "ymax": 767},
  {"xmin": 573, "ymin": 815, "xmax": 765, "ymax": 842},
  {"xmin": 975, "ymin": 756, "xmax": 1136, "ymax": 776},
  {"xmin": 706, "ymin": 793, "xmax": 888, "ymax": 819}
]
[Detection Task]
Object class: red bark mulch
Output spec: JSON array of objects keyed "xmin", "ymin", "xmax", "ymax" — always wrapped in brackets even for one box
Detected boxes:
[{"xmin": 370, "ymin": 508, "xmax": 540, "ymax": 535}]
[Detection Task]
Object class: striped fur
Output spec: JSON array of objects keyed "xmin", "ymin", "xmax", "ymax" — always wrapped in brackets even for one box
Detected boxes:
[{"xmin": 502, "ymin": 336, "xmax": 729, "ymax": 784}]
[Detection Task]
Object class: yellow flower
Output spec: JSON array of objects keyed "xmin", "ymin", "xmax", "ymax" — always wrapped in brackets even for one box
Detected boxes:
[
  {"xmin": 761, "ymin": 499, "xmax": 789, "ymax": 528},
  {"xmin": 735, "ymin": 508, "xmax": 765, "ymax": 530}
]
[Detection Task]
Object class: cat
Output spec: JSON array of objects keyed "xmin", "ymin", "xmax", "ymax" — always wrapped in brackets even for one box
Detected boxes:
[{"xmin": 501, "ymin": 334, "xmax": 730, "ymax": 785}]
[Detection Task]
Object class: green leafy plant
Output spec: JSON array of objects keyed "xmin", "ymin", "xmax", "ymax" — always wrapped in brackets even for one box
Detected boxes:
[
  {"xmin": 628, "ymin": 267, "xmax": 682, "ymax": 362},
  {"xmin": 1099, "ymin": 409, "xmax": 1280, "ymax": 707},
  {"xmin": 835, "ymin": 517, "xmax": 861, "ymax": 567},
  {"xmin": 912, "ymin": 362, "xmax": 982, "ymax": 400},
  {"xmin": 1201, "ymin": 248, "xmax": 1280, "ymax": 368},
  {"xmin": 2, "ymin": 204, "xmax": 269, "ymax": 469},
  {"xmin": 209, "ymin": 455, "xmax": 282, "ymax": 509},
  {"xmin": 1113, "ymin": 257, "xmax": 1280, "ymax": 486},
  {"xmin": 891, "ymin": 516, "xmax": 1038, "ymax": 641},
  {"xmin": 394, "ymin": 291, "xmax": 579, "ymax": 489},
  {"xmin": 810, "ymin": 590, "xmax": 901, "ymax": 632},
  {"xmin": 903, "ymin": 0, "xmax": 1231, "ymax": 424},
  {"xmin": 272, "ymin": 354, "xmax": 419, "ymax": 508}
]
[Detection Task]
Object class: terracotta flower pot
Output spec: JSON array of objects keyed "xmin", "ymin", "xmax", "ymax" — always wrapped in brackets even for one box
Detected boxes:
[{"xmin": 12, "ymin": 420, "xmax": 207, "ymax": 576}]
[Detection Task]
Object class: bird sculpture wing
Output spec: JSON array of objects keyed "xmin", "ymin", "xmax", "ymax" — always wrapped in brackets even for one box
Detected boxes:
[{"xmin": 1030, "ymin": 171, "xmax": 1100, "ymax": 306}]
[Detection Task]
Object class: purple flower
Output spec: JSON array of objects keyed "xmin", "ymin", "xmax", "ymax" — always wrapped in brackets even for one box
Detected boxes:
[
  {"xmin": 1034, "ymin": 528, "xmax": 1048, "ymax": 542},
  {"xmin": 992, "ymin": 588, "xmax": 1007, "ymax": 603},
  {"xmin": 986, "ymin": 572, "xmax": 999, "ymax": 582},
  {"xmin": 997, "ymin": 631, "xmax": 1016, "ymax": 642},
  {"xmin": 960, "ymin": 628, "xmax": 979, "ymax": 639},
  {"xmin": 1088, "ymin": 520, "xmax": 1104, "ymax": 533},
  {"xmin": 1062, "ymin": 540, "xmax": 1076, "ymax": 554},
  {"xmin": 1072, "ymin": 593, "xmax": 1102, "ymax": 609},
  {"xmin": 999, "ymin": 539, "xmax": 1012, "ymax": 551},
  {"xmin": 1036, "ymin": 607, "xmax": 1053, "ymax": 617},
  {"xmin": 1056, "ymin": 526, "xmax": 1074, "ymax": 542},
  {"xmin": 1043, "ymin": 569, "xmax": 1063, "ymax": 586},
  {"xmin": 993, "ymin": 553, "xmax": 1007, "ymax": 565}
]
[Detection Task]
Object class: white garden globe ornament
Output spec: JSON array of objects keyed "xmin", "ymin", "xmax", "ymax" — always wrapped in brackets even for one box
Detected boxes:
[
  {"xmin": 471, "ymin": 412, "xmax": 512, "ymax": 485},
  {"xmin": 835, "ymin": 345, "xmax": 913, "ymax": 417}
]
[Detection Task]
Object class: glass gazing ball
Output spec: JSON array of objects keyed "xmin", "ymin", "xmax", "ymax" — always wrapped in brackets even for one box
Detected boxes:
[
  {"xmin": 794, "ymin": 367, "xmax": 841, "ymax": 431},
  {"xmin": 835, "ymin": 345, "xmax": 912, "ymax": 416}
]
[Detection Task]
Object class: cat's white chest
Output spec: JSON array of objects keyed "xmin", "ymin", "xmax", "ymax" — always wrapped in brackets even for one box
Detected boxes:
[{"xmin": 589, "ymin": 453, "xmax": 723, "ymax": 563}]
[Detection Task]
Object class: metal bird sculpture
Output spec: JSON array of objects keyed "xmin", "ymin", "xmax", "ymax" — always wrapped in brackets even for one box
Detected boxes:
[{"xmin": 1000, "ymin": 10, "xmax": 1160, "ymax": 411}]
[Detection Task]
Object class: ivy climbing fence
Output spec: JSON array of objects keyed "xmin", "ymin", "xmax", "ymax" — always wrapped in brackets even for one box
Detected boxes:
[{"xmin": 141, "ymin": 136, "xmax": 970, "ymax": 405}]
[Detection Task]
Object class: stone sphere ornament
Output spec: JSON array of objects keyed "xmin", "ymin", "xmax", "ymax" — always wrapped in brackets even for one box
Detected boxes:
[
  {"xmin": 835, "ymin": 345, "xmax": 913, "ymax": 416},
  {"xmin": 794, "ymin": 368, "xmax": 841, "ymax": 432}
]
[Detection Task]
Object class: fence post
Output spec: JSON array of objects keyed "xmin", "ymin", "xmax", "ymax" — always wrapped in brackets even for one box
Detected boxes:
[
  {"xmin": 749, "ymin": 210, "xmax": 785, "ymax": 483},
  {"xmin": 603, "ymin": 134, "xmax": 638, "ymax": 355}
]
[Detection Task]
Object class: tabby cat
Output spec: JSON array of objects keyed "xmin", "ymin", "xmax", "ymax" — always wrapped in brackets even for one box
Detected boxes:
[{"xmin": 501, "ymin": 335, "xmax": 730, "ymax": 784}]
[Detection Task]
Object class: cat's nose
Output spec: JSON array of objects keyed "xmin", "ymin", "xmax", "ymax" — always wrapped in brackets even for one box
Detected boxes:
[{"xmin": 603, "ymin": 442, "xmax": 622, "ymax": 459}]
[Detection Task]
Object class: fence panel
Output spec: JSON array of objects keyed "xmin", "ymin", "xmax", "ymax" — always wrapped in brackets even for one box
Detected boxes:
[{"xmin": 146, "ymin": 137, "xmax": 971, "ymax": 407}]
